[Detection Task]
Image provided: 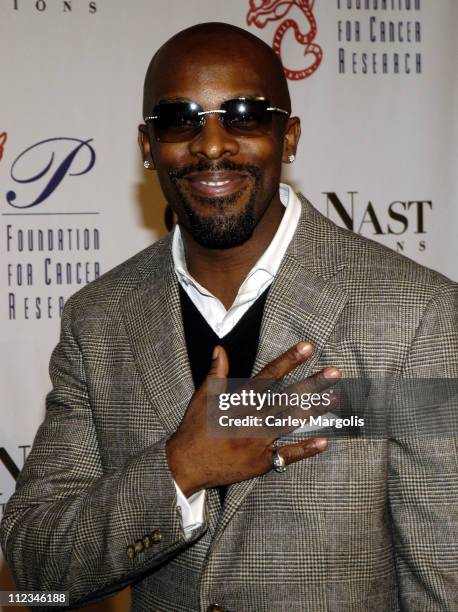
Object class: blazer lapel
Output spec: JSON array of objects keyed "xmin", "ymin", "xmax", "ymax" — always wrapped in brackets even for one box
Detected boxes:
[
  {"xmin": 213, "ymin": 197, "xmax": 350, "ymax": 542},
  {"xmin": 121, "ymin": 236, "xmax": 224, "ymax": 532},
  {"xmin": 121, "ymin": 237, "xmax": 194, "ymax": 435}
]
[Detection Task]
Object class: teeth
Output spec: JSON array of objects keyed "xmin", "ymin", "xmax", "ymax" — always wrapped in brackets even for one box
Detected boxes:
[{"xmin": 200, "ymin": 180, "xmax": 231, "ymax": 187}]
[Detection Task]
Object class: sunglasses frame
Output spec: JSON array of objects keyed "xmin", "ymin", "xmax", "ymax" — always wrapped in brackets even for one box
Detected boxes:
[{"xmin": 144, "ymin": 96, "xmax": 290, "ymax": 142}]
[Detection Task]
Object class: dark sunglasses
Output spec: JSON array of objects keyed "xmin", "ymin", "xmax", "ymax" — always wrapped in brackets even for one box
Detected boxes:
[{"xmin": 144, "ymin": 97, "xmax": 290, "ymax": 142}]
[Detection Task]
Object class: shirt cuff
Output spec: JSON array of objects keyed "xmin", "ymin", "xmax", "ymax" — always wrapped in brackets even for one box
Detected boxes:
[{"xmin": 173, "ymin": 480, "xmax": 206, "ymax": 539}]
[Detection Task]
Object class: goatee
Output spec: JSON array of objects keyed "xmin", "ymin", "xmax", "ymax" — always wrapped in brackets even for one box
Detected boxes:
[{"xmin": 169, "ymin": 161, "xmax": 261, "ymax": 249}]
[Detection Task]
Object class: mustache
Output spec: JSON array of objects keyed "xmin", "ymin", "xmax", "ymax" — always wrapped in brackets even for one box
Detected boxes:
[{"xmin": 168, "ymin": 160, "xmax": 261, "ymax": 181}]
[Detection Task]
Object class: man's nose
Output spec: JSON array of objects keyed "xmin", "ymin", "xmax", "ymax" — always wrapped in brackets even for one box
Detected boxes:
[{"xmin": 188, "ymin": 114, "xmax": 239, "ymax": 159}]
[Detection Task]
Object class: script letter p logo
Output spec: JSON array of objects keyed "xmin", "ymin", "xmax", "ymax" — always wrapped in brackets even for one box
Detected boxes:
[{"xmin": 6, "ymin": 137, "xmax": 96, "ymax": 209}]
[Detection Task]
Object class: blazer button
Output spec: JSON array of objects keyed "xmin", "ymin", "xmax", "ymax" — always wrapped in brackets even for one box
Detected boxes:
[
  {"xmin": 142, "ymin": 535, "xmax": 151, "ymax": 549},
  {"xmin": 134, "ymin": 540, "xmax": 144, "ymax": 554},
  {"xmin": 207, "ymin": 605, "xmax": 224, "ymax": 612},
  {"xmin": 126, "ymin": 545, "xmax": 136, "ymax": 560},
  {"xmin": 151, "ymin": 529, "xmax": 162, "ymax": 543}
]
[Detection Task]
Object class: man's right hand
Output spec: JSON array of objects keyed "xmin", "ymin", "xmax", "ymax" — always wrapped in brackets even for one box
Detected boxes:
[{"xmin": 165, "ymin": 342, "xmax": 340, "ymax": 497}]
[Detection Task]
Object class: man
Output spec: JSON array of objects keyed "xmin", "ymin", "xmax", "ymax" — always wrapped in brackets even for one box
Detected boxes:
[{"xmin": 1, "ymin": 22, "xmax": 457, "ymax": 612}]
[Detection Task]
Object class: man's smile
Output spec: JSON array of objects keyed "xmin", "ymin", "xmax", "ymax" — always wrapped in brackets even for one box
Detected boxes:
[{"xmin": 184, "ymin": 170, "xmax": 249, "ymax": 199}]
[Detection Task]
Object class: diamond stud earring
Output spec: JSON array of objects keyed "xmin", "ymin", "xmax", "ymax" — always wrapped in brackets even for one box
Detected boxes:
[
  {"xmin": 143, "ymin": 160, "xmax": 151, "ymax": 169},
  {"xmin": 288, "ymin": 155, "xmax": 295, "ymax": 163}
]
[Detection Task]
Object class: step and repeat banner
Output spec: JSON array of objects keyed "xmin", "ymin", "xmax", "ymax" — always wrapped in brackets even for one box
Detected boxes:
[{"xmin": 1, "ymin": 1, "xmax": 457, "ymax": 610}]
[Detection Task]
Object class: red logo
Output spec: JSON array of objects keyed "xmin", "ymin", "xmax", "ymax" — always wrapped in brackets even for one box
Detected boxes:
[
  {"xmin": 247, "ymin": 1, "xmax": 323, "ymax": 80},
  {"xmin": 0, "ymin": 132, "xmax": 7, "ymax": 161}
]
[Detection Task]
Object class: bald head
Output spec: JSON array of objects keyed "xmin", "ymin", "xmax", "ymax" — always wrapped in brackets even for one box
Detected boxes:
[{"xmin": 142, "ymin": 22, "xmax": 290, "ymax": 119}]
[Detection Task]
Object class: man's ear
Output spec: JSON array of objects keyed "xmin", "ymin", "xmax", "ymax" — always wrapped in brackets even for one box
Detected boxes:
[
  {"xmin": 282, "ymin": 116, "xmax": 301, "ymax": 163},
  {"xmin": 138, "ymin": 124, "xmax": 155, "ymax": 170}
]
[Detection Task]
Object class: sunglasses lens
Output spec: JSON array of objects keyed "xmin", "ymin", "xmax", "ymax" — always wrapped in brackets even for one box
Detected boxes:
[
  {"xmin": 151, "ymin": 102, "xmax": 200, "ymax": 142},
  {"xmin": 147, "ymin": 99, "xmax": 280, "ymax": 142},
  {"xmin": 223, "ymin": 99, "xmax": 272, "ymax": 135}
]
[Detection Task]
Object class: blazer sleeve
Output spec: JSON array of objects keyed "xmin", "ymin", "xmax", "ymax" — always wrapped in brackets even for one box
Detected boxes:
[
  {"xmin": 0, "ymin": 297, "xmax": 207, "ymax": 609},
  {"xmin": 388, "ymin": 281, "xmax": 458, "ymax": 611}
]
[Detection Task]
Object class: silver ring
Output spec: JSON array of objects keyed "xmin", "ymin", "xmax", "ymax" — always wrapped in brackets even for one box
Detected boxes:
[{"xmin": 272, "ymin": 449, "xmax": 287, "ymax": 473}]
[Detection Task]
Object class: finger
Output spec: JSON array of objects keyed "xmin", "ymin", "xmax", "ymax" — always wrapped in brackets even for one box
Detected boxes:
[
  {"xmin": 275, "ymin": 438, "xmax": 328, "ymax": 466},
  {"xmin": 200, "ymin": 345, "xmax": 230, "ymax": 400},
  {"xmin": 263, "ymin": 367, "xmax": 341, "ymax": 422},
  {"xmin": 253, "ymin": 341, "xmax": 314, "ymax": 388},
  {"xmin": 285, "ymin": 366, "xmax": 341, "ymax": 396},
  {"xmin": 208, "ymin": 345, "xmax": 229, "ymax": 379},
  {"xmin": 227, "ymin": 342, "xmax": 315, "ymax": 419},
  {"xmin": 226, "ymin": 342, "xmax": 314, "ymax": 411}
]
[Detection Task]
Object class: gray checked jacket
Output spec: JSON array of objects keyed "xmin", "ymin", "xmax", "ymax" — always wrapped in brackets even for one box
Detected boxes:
[{"xmin": 1, "ymin": 196, "xmax": 457, "ymax": 611}]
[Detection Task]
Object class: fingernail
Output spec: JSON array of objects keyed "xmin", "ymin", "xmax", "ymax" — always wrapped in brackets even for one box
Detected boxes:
[
  {"xmin": 325, "ymin": 367, "xmax": 340, "ymax": 379},
  {"xmin": 314, "ymin": 438, "xmax": 328, "ymax": 450},
  {"xmin": 296, "ymin": 341, "xmax": 313, "ymax": 355},
  {"xmin": 212, "ymin": 346, "xmax": 220, "ymax": 360}
]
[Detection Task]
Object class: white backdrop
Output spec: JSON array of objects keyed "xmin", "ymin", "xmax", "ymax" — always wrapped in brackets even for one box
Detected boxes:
[{"xmin": 1, "ymin": 1, "xmax": 457, "ymax": 609}]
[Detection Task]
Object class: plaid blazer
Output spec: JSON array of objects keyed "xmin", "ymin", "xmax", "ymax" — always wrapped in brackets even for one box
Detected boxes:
[{"xmin": 1, "ymin": 196, "xmax": 457, "ymax": 612}]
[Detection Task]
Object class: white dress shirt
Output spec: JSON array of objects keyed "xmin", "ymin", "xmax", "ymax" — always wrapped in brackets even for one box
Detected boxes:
[{"xmin": 171, "ymin": 183, "xmax": 301, "ymax": 537}]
